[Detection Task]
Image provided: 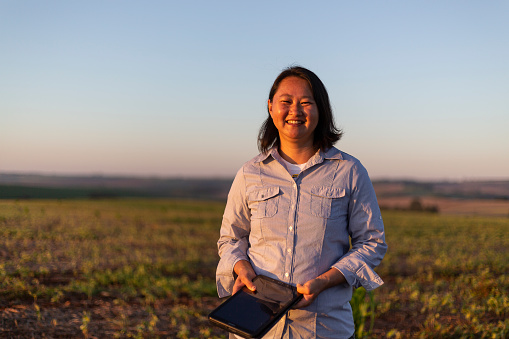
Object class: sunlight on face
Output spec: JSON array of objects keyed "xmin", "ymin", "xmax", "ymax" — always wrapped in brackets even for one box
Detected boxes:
[{"xmin": 268, "ymin": 76, "xmax": 319, "ymax": 149}]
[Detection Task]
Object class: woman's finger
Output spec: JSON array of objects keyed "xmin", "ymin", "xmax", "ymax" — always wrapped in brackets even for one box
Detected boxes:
[{"xmin": 243, "ymin": 276, "xmax": 256, "ymax": 291}]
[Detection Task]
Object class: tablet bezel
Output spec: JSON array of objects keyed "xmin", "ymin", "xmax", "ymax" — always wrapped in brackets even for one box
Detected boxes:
[{"xmin": 209, "ymin": 275, "xmax": 302, "ymax": 338}]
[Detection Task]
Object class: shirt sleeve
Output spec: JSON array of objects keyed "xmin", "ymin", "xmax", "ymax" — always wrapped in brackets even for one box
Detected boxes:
[
  {"xmin": 332, "ymin": 162, "xmax": 388, "ymax": 291},
  {"xmin": 216, "ymin": 167, "xmax": 251, "ymax": 297}
]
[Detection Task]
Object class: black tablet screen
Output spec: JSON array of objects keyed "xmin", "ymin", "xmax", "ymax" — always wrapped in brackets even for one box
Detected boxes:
[{"xmin": 210, "ymin": 275, "xmax": 300, "ymax": 336}]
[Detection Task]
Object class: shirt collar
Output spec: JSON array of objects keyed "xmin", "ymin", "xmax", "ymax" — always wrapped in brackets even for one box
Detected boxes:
[
  {"xmin": 253, "ymin": 148, "xmax": 276, "ymax": 163},
  {"xmin": 322, "ymin": 146, "xmax": 343, "ymax": 160},
  {"xmin": 254, "ymin": 146, "xmax": 343, "ymax": 164}
]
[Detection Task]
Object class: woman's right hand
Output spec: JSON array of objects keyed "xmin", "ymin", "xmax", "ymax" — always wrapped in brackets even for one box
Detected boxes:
[{"xmin": 232, "ymin": 260, "xmax": 257, "ymax": 294}]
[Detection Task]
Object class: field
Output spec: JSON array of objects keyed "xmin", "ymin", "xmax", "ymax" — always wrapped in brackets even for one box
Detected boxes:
[
  {"xmin": 377, "ymin": 196, "xmax": 509, "ymax": 218},
  {"xmin": 0, "ymin": 199, "xmax": 508, "ymax": 338}
]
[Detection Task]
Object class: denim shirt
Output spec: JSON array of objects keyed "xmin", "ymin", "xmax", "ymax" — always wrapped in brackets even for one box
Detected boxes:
[{"xmin": 216, "ymin": 147, "xmax": 387, "ymax": 338}]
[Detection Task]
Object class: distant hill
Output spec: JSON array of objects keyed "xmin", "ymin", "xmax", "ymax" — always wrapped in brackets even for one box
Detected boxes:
[
  {"xmin": 0, "ymin": 173, "xmax": 233, "ymax": 200},
  {"xmin": 1, "ymin": 173, "xmax": 508, "ymax": 201},
  {"xmin": 373, "ymin": 180, "xmax": 509, "ymax": 200}
]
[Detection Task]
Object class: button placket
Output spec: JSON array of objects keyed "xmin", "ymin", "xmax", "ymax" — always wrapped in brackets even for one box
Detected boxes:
[{"xmin": 284, "ymin": 179, "xmax": 299, "ymax": 282}]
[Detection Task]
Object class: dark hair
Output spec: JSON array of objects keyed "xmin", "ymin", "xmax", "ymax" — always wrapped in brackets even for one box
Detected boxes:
[{"xmin": 257, "ymin": 66, "xmax": 343, "ymax": 153}]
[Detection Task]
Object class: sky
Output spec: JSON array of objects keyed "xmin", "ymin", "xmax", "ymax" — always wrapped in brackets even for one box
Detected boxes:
[{"xmin": 1, "ymin": 1, "xmax": 508, "ymax": 180}]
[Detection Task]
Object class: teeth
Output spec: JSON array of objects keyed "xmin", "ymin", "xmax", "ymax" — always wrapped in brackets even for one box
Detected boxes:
[{"xmin": 287, "ymin": 120, "xmax": 304, "ymax": 124}]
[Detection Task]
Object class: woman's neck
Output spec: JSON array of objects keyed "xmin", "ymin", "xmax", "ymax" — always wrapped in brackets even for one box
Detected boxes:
[{"xmin": 278, "ymin": 143, "xmax": 317, "ymax": 165}]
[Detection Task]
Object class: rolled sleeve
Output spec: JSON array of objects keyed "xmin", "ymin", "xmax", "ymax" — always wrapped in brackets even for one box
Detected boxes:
[
  {"xmin": 216, "ymin": 251, "xmax": 248, "ymax": 297},
  {"xmin": 216, "ymin": 167, "xmax": 251, "ymax": 297},
  {"xmin": 334, "ymin": 257, "xmax": 384, "ymax": 291},
  {"xmin": 333, "ymin": 163, "xmax": 387, "ymax": 291}
]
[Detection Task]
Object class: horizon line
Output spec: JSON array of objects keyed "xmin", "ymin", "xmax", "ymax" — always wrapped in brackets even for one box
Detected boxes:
[{"xmin": 1, "ymin": 171, "xmax": 509, "ymax": 183}]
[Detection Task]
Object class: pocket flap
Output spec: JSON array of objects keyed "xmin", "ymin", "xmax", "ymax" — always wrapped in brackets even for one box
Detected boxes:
[
  {"xmin": 248, "ymin": 186, "xmax": 280, "ymax": 202},
  {"xmin": 311, "ymin": 186, "xmax": 346, "ymax": 199}
]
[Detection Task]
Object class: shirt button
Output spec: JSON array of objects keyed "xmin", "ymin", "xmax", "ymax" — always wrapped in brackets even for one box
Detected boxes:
[
  {"xmin": 289, "ymin": 226, "xmax": 293, "ymax": 231},
  {"xmin": 287, "ymin": 248, "xmax": 292, "ymax": 254},
  {"xmin": 285, "ymin": 272, "xmax": 289, "ymax": 278}
]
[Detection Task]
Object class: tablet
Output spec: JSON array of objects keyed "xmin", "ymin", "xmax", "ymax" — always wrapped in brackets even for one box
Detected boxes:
[{"xmin": 209, "ymin": 275, "xmax": 302, "ymax": 338}]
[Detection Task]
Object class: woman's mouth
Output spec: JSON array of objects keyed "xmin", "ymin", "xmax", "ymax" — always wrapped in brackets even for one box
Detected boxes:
[{"xmin": 286, "ymin": 120, "xmax": 305, "ymax": 125}]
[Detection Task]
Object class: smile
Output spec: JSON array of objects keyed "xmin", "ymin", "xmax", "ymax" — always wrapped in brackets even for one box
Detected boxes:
[{"xmin": 286, "ymin": 120, "xmax": 305, "ymax": 125}]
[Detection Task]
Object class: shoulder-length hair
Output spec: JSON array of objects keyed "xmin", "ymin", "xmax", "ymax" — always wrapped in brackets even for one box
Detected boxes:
[{"xmin": 257, "ymin": 66, "xmax": 343, "ymax": 154}]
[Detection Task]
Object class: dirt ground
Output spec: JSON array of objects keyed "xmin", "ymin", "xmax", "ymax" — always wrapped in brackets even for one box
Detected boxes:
[
  {"xmin": 0, "ymin": 292, "xmax": 420, "ymax": 338},
  {"xmin": 0, "ymin": 293, "xmax": 228, "ymax": 338}
]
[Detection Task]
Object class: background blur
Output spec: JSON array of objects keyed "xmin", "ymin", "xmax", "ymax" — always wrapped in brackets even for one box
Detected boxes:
[{"xmin": 1, "ymin": 1, "xmax": 508, "ymax": 180}]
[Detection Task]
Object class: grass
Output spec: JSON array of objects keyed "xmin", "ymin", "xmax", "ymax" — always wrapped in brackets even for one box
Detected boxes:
[
  {"xmin": 0, "ymin": 199, "xmax": 507, "ymax": 338},
  {"xmin": 374, "ymin": 211, "xmax": 509, "ymax": 338},
  {"xmin": 0, "ymin": 199, "xmax": 225, "ymax": 338}
]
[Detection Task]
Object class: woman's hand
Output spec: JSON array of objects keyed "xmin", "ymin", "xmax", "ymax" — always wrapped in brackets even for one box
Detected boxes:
[
  {"xmin": 294, "ymin": 277, "xmax": 327, "ymax": 308},
  {"xmin": 294, "ymin": 268, "xmax": 346, "ymax": 309},
  {"xmin": 232, "ymin": 260, "xmax": 257, "ymax": 294}
]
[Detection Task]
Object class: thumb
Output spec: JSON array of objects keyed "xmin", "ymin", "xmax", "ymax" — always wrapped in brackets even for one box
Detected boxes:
[
  {"xmin": 243, "ymin": 277, "xmax": 256, "ymax": 291},
  {"xmin": 245, "ymin": 280, "xmax": 256, "ymax": 291}
]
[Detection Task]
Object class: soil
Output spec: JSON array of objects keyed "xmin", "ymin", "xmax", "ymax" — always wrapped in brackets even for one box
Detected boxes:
[{"xmin": 0, "ymin": 293, "xmax": 228, "ymax": 338}]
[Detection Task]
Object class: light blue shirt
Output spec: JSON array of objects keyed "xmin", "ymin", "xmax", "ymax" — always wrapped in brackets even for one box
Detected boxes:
[{"xmin": 217, "ymin": 147, "xmax": 387, "ymax": 338}]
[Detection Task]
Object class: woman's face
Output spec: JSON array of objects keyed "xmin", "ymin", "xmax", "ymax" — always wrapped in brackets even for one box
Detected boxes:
[{"xmin": 268, "ymin": 76, "xmax": 319, "ymax": 148}]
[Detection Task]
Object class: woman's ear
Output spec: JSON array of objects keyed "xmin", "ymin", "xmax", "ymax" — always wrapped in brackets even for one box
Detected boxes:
[{"xmin": 268, "ymin": 99, "xmax": 273, "ymax": 117}]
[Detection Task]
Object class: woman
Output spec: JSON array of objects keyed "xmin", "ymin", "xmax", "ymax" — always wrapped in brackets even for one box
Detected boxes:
[{"xmin": 216, "ymin": 66, "xmax": 387, "ymax": 339}]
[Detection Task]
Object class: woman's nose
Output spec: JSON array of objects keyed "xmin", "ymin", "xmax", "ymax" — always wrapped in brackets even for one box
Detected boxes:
[{"xmin": 290, "ymin": 103, "xmax": 303, "ymax": 115}]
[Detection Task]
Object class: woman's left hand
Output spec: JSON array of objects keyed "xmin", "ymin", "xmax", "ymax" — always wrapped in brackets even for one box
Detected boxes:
[
  {"xmin": 293, "ymin": 268, "xmax": 347, "ymax": 309},
  {"xmin": 294, "ymin": 278, "xmax": 326, "ymax": 308}
]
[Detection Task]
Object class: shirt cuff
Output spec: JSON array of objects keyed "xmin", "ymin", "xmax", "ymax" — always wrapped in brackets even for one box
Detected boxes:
[
  {"xmin": 216, "ymin": 255, "xmax": 248, "ymax": 297},
  {"xmin": 333, "ymin": 261, "xmax": 384, "ymax": 291}
]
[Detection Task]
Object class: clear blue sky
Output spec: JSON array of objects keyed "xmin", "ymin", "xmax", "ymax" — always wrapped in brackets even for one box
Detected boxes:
[{"xmin": 1, "ymin": 1, "xmax": 508, "ymax": 180}]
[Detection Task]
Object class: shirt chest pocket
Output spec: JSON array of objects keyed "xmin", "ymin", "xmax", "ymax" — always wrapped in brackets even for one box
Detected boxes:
[
  {"xmin": 311, "ymin": 186, "xmax": 348, "ymax": 219},
  {"xmin": 247, "ymin": 186, "xmax": 280, "ymax": 219}
]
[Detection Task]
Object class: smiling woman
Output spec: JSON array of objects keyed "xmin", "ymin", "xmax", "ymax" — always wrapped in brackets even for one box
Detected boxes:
[
  {"xmin": 216, "ymin": 66, "xmax": 387, "ymax": 339},
  {"xmin": 268, "ymin": 76, "xmax": 319, "ymax": 151},
  {"xmin": 258, "ymin": 67, "xmax": 343, "ymax": 163}
]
